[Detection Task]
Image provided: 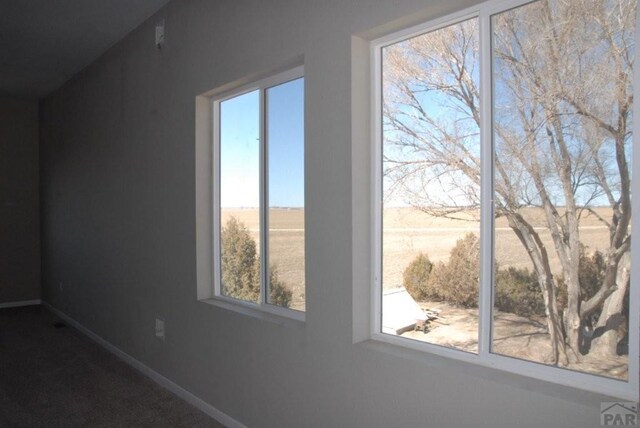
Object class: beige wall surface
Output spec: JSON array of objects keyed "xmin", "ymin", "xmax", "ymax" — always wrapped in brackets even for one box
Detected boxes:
[
  {"xmin": 0, "ymin": 97, "xmax": 40, "ymax": 304},
  {"xmin": 40, "ymin": 0, "xmax": 623, "ymax": 426}
]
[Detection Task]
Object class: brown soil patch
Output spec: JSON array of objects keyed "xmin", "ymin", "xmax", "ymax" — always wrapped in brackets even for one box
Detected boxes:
[{"xmin": 400, "ymin": 301, "xmax": 627, "ymax": 380}]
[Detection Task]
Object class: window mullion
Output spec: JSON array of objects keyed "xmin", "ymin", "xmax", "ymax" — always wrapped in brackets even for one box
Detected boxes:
[
  {"xmin": 478, "ymin": 7, "xmax": 493, "ymax": 359},
  {"xmin": 260, "ymin": 88, "xmax": 269, "ymax": 306}
]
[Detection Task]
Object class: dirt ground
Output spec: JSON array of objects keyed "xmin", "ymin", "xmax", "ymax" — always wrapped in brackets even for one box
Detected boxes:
[{"xmin": 400, "ymin": 301, "xmax": 628, "ymax": 380}]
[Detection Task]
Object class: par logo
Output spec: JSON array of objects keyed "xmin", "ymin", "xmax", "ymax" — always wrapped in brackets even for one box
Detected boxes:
[{"xmin": 601, "ymin": 402, "xmax": 638, "ymax": 426}]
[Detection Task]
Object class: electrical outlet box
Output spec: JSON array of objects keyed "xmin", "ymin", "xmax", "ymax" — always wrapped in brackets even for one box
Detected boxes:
[
  {"xmin": 155, "ymin": 20, "xmax": 165, "ymax": 49},
  {"xmin": 155, "ymin": 317, "xmax": 165, "ymax": 341}
]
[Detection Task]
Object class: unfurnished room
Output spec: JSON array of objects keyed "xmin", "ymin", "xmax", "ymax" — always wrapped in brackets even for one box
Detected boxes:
[{"xmin": 0, "ymin": 0, "xmax": 638, "ymax": 427}]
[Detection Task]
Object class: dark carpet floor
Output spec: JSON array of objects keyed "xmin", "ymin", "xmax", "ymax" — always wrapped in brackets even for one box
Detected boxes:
[{"xmin": 0, "ymin": 305, "xmax": 225, "ymax": 427}]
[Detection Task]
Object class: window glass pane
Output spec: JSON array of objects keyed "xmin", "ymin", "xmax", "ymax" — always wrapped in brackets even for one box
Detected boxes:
[
  {"xmin": 219, "ymin": 90, "xmax": 261, "ymax": 303},
  {"xmin": 266, "ymin": 78, "xmax": 305, "ymax": 311},
  {"xmin": 491, "ymin": 0, "xmax": 634, "ymax": 380},
  {"xmin": 382, "ymin": 18, "xmax": 480, "ymax": 352}
]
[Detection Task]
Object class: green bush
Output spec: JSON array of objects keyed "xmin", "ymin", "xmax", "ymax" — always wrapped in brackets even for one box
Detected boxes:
[
  {"xmin": 424, "ymin": 233, "xmax": 480, "ymax": 307},
  {"xmin": 221, "ymin": 216, "xmax": 260, "ymax": 302},
  {"xmin": 402, "ymin": 232, "xmax": 544, "ymax": 316},
  {"xmin": 266, "ymin": 263, "xmax": 292, "ymax": 307},
  {"xmin": 495, "ymin": 267, "xmax": 544, "ymax": 317},
  {"xmin": 423, "ymin": 261, "xmax": 447, "ymax": 301},
  {"xmin": 221, "ymin": 216, "xmax": 291, "ymax": 307},
  {"xmin": 402, "ymin": 235, "xmax": 613, "ymax": 319},
  {"xmin": 402, "ymin": 253, "xmax": 433, "ymax": 301}
]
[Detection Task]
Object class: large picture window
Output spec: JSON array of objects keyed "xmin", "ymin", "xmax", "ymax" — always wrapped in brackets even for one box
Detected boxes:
[
  {"xmin": 374, "ymin": 0, "xmax": 637, "ymax": 398},
  {"xmin": 213, "ymin": 67, "xmax": 305, "ymax": 318}
]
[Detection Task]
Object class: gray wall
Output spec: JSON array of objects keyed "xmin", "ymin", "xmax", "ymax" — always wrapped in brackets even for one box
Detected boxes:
[
  {"xmin": 39, "ymin": 0, "xmax": 617, "ymax": 426},
  {"xmin": 0, "ymin": 97, "xmax": 40, "ymax": 304}
]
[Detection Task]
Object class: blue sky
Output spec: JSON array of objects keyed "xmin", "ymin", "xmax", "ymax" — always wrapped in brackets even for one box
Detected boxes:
[{"xmin": 220, "ymin": 78, "xmax": 304, "ymax": 208}]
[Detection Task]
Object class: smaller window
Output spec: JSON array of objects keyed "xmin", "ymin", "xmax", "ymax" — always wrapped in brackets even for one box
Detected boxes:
[{"xmin": 212, "ymin": 67, "xmax": 305, "ymax": 320}]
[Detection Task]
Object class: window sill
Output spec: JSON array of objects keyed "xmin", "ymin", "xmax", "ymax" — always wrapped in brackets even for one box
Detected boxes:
[
  {"xmin": 198, "ymin": 296, "xmax": 305, "ymax": 326},
  {"xmin": 358, "ymin": 333, "xmax": 637, "ymax": 403}
]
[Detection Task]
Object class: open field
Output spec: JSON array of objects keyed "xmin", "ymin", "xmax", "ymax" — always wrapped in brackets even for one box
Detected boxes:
[
  {"xmin": 221, "ymin": 206, "xmax": 614, "ymax": 309},
  {"xmin": 382, "ymin": 207, "xmax": 613, "ymax": 289}
]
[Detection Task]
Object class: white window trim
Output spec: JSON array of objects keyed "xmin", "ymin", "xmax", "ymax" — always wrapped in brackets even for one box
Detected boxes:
[
  {"xmin": 370, "ymin": 0, "xmax": 639, "ymax": 400},
  {"xmin": 199, "ymin": 65, "xmax": 305, "ymax": 323}
]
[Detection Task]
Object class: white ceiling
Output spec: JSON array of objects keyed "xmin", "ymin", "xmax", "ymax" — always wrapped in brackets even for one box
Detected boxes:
[{"xmin": 0, "ymin": 0, "xmax": 171, "ymax": 99}]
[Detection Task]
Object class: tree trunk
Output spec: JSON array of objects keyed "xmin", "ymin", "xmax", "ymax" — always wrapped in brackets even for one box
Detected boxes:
[
  {"xmin": 589, "ymin": 251, "xmax": 630, "ymax": 357},
  {"xmin": 540, "ymin": 276, "xmax": 569, "ymax": 366},
  {"xmin": 506, "ymin": 213, "xmax": 568, "ymax": 365},
  {"xmin": 563, "ymin": 278, "xmax": 582, "ymax": 360},
  {"xmin": 564, "ymin": 308, "xmax": 581, "ymax": 360}
]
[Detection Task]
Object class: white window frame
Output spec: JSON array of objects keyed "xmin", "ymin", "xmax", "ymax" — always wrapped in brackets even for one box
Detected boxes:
[
  {"xmin": 370, "ymin": 0, "xmax": 639, "ymax": 400},
  {"xmin": 210, "ymin": 66, "xmax": 305, "ymax": 322}
]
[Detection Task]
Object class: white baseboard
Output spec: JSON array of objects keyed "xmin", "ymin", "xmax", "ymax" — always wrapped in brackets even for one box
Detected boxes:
[
  {"xmin": 0, "ymin": 299, "xmax": 41, "ymax": 309},
  {"xmin": 41, "ymin": 301, "xmax": 246, "ymax": 428}
]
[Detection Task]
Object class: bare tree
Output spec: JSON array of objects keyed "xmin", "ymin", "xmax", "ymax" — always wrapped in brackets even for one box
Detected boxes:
[{"xmin": 383, "ymin": 0, "xmax": 634, "ymax": 365}]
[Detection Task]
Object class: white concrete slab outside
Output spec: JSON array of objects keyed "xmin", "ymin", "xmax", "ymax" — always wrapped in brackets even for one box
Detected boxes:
[{"xmin": 382, "ymin": 287, "xmax": 426, "ymax": 335}]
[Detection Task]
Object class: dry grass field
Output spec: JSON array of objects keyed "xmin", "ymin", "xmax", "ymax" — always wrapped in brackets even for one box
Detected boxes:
[
  {"xmin": 382, "ymin": 207, "xmax": 612, "ymax": 289},
  {"xmin": 222, "ymin": 206, "xmax": 613, "ymax": 311}
]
